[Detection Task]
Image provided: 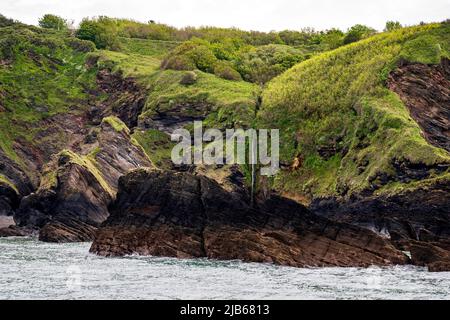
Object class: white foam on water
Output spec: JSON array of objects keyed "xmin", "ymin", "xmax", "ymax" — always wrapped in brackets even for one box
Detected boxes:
[{"xmin": 0, "ymin": 237, "xmax": 449, "ymax": 300}]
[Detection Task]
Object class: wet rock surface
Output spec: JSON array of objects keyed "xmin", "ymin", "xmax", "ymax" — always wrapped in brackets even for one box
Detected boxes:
[{"xmin": 91, "ymin": 169, "xmax": 408, "ymax": 268}]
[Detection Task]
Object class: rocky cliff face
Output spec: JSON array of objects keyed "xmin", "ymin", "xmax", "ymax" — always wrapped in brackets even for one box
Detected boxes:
[
  {"xmin": 91, "ymin": 169, "xmax": 408, "ymax": 268},
  {"xmin": 14, "ymin": 118, "xmax": 152, "ymax": 242},
  {"xmin": 388, "ymin": 59, "xmax": 450, "ymax": 152},
  {"xmin": 311, "ymin": 59, "xmax": 450, "ymax": 271}
]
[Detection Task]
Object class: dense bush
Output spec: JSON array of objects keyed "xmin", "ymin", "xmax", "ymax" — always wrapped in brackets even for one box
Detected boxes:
[
  {"xmin": 214, "ymin": 61, "xmax": 242, "ymax": 81},
  {"xmin": 235, "ymin": 45, "xmax": 304, "ymax": 84},
  {"xmin": 384, "ymin": 21, "xmax": 402, "ymax": 32},
  {"xmin": 343, "ymin": 24, "xmax": 376, "ymax": 44},
  {"xmin": 161, "ymin": 54, "xmax": 195, "ymax": 70},
  {"xmin": 76, "ymin": 17, "xmax": 121, "ymax": 50},
  {"xmin": 38, "ymin": 14, "xmax": 68, "ymax": 31}
]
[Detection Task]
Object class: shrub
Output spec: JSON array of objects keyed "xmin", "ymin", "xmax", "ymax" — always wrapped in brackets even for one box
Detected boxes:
[
  {"xmin": 65, "ymin": 38, "xmax": 95, "ymax": 53},
  {"xmin": 344, "ymin": 24, "xmax": 377, "ymax": 44},
  {"xmin": 180, "ymin": 71, "xmax": 198, "ymax": 85},
  {"xmin": 384, "ymin": 21, "xmax": 402, "ymax": 32},
  {"xmin": 214, "ymin": 61, "xmax": 242, "ymax": 81},
  {"xmin": 236, "ymin": 44, "xmax": 304, "ymax": 84},
  {"xmin": 187, "ymin": 44, "xmax": 217, "ymax": 72},
  {"xmin": 38, "ymin": 14, "xmax": 68, "ymax": 31},
  {"xmin": 162, "ymin": 54, "xmax": 195, "ymax": 70},
  {"xmin": 76, "ymin": 17, "xmax": 121, "ymax": 50}
]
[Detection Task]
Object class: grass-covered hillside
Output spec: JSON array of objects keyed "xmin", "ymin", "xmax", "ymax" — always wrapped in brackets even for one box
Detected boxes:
[
  {"xmin": 259, "ymin": 22, "xmax": 450, "ymax": 200},
  {"xmin": 0, "ymin": 23, "xmax": 98, "ymax": 190}
]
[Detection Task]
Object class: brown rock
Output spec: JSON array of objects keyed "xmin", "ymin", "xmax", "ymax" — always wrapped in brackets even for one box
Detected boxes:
[
  {"xmin": 91, "ymin": 169, "xmax": 408, "ymax": 268},
  {"xmin": 15, "ymin": 117, "xmax": 152, "ymax": 242},
  {"xmin": 410, "ymin": 241, "xmax": 450, "ymax": 271}
]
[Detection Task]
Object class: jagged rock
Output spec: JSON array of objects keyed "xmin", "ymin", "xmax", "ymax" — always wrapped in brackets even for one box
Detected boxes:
[
  {"xmin": 15, "ymin": 117, "xmax": 152, "ymax": 242},
  {"xmin": 91, "ymin": 169, "xmax": 408, "ymax": 267},
  {"xmin": 92, "ymin": 70, "xmax": 146, "ymax": 128}
]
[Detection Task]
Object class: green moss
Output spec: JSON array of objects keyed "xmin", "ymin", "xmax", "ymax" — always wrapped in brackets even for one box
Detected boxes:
[
  {"xmin": 0, "ymin": 174, "xmax": 18, "ymax": 193},
  {"xmin": 101, "ymin": 116, "xmax": 130, "ymax": 134},
  {"xmin": 58, "ymin": 150, "xmax": 114, "ymax": 196},
  {"xmin": 0, "ymin": 25, "xmax": 98, "ymax": 176},
  {"xmin": 132, "ymin": 129, "xmax": 174, "ymax": 169},
  {"xmin": 259, "ymin": 23, "xmax": 450, "ymax": 199}
]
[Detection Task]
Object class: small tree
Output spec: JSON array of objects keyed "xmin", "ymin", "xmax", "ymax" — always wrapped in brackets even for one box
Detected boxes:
[
  {"xmin": 38, "ymin": 14, "xmax": 68, "ymax": 31},
  {"xmin": 344, "ymin": 24, "xmax": 376, "ymax": 44},
  {"xmin": 384, "ymin": 21, "xmax": 402, "ymax": 32}
]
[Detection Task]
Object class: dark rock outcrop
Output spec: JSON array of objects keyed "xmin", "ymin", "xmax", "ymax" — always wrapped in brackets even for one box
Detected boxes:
[
  {"xmin": 90, "ymin": 70, "xmax": 146, "ymax": 128},
  {"xmin": 15, "ymin": 118, "xmax": 152, "ymax": 242},
  {"xmin": 311, "ymin": 179, "xmax": 450, "ymax": 271},
  {"xmin": 91, "ymin": 169, "xmax": 408, "ymax": 268},
  {"xmin": 311, "ymin": 178, "xmax": 450, "ymax": 243},
  {"xmin": 388, "ymin": 58, "xmax": 450, "ymax": 152},
  {"xmin": 0, "ymin": 183, "xmax": 19, "ymax": 216}
]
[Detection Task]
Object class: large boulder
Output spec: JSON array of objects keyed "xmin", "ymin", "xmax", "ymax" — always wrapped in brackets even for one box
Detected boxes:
[{"xmin": 91, "ymin": 169, "xmax": 408, "ymax": 268}]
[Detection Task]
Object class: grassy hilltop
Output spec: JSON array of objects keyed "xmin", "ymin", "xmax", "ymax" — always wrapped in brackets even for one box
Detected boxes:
[{"xmin": 259, "ymin": 22, "xmax": 450, "ymax": 200}]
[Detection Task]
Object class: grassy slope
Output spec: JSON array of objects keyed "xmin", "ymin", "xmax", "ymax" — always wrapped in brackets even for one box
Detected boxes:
[
  {"xmin": 95, "ymin": 37, "xmax": 258, "ymax": 167},
  {"xmin": 0, "ymin": 25, "xmax": 98, "ymax": 180},
  {"xmin": 259, "ymin": 22, "xmax": 450, "ymax": 200}
]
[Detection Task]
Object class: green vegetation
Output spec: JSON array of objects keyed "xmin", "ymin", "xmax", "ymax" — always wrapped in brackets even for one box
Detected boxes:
[
  {"xmin": 259, "ymin": 22, "xmax": 450, "ymax": 199},
  {"xmin": 0, "ymin": 173, "xmax": 18, "ymax": 193},
  {"xmin": 58, "ymin": 150, "xmax": 114, "ymax": 196},
  {"xmin": 0, "ymin": 24, "xmax": 98, "ymax": 175},
  {"xmin": 38, "ymin": 14, "xmax": 69, "ymax": 31},
  {"xmin": 162, "ymin": 39, "xmax": 305, "ymax": 84},
  {"xmin": 384, "ymin": 21, "xmax": 403, "ymax": 32},
  {"xmin": 132, "ymin": 129, "xmax": 175, "ymax": 168},
  {"xmin": 101, "ymin": 116, "xmax": 130, "ymax": 133},
  {"xmin": 2, "ymin": 13, "xmax": 449, "ymax": 203},
  {"xmin": 140, "ymin": 69, "xmax": 258, "ymax": 129},
  {"xmin": 343, "ymin": 24, "xmax": 377, "ymax": 44}
]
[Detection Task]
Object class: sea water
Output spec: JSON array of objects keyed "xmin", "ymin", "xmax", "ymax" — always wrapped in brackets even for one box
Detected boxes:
[{"xmin": 0, "ymin": 237, "xmax": 449, "ymax": 300}]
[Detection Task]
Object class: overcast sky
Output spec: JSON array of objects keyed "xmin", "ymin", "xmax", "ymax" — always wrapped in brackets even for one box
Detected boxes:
[{"xmin": 2, "ymin": 0, "xmax": 450, "ymax": 31}]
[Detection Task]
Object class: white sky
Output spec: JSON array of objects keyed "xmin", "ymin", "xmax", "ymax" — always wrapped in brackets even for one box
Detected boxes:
[{"xmin": 2, "ymin": 0, "xmax": 450, "ymax": 32}]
